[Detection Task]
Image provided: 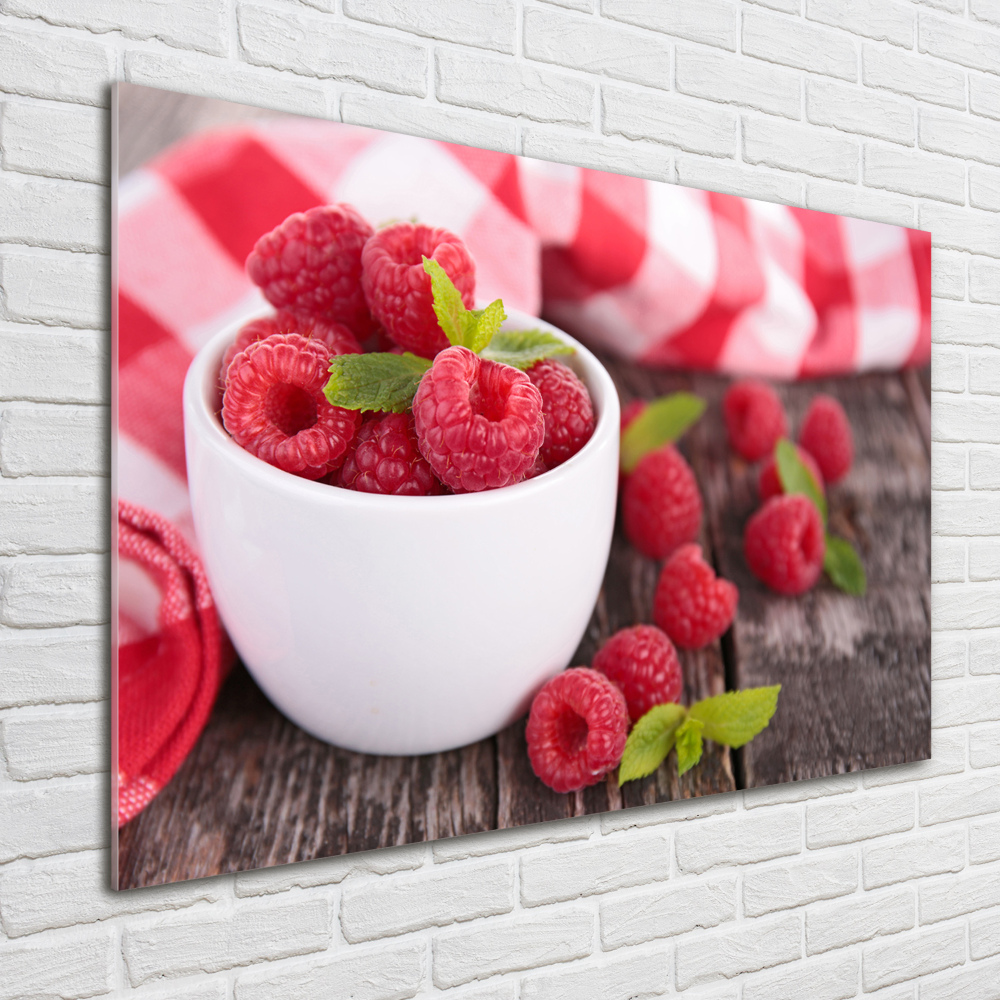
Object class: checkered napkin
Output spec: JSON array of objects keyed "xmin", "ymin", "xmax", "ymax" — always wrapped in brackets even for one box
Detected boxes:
[{"xmin": 115, "ymin": 119, "xmax": 931, "ymax": 823}]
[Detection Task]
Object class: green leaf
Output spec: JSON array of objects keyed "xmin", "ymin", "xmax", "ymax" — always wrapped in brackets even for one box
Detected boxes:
[
  {"xmin": 824, "ymin": 534, "xmax": 867, "ymax": 596},
  {"xmin": 324, "ymin": 352, "xmax": 432, "ymax": 413},
  {"xmin": 423, "ymin": 256, "xmax": 471, "ymax": 348},
  {"xmin": 688, "ymin": 685, "xmax": 781, "ymax": 749},
  {"xmin": 617, "ymin": 703, "xmax": 687, "ymax": 784},
  {"xmin": 620, "ymin": 393, "xmax": 706, "ymax": 474},
  {"xmin": 775, "ymin": 438, "xmax": 827, "ymax": 525},
  {"xmin": 481, "ymin": 328, "xmax": 575, "ymax": 370},
  {"xmin": 466, "ymin": 299, "xmax": 507, "ymax": 354},
  {"xmin": 675, "ymin": 717, "xmax": 704, "ymax": 775}
]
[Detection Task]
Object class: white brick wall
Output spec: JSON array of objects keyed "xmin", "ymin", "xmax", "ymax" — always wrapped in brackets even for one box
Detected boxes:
[{"xmin": 0, "ymin": 2, "xmax": 997, "ymax": 998}]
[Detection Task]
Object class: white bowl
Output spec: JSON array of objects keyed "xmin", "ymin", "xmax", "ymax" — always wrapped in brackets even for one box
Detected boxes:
[{"xmin": 182, "ymin": 311, "xmax": 620, "ymax": 755}]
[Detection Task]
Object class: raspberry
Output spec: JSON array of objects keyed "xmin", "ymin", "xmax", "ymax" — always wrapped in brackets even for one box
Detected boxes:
[
  {"xmin": 246, "ymin": 204, "xmax": 375, "ymax": 337},
  {"xmin": 622, "ymin": 445, "xmax": 702, "ymax": 560},
  {"xmin": 757, "ymin": 445, "xmax": 825, "ymax": 503},
  {"xmin": 592, "ymin": 625, "xmax": 683, "ymax": 723},
  {"xmin": 223, "ymin": 333, "xmax": 361, "ymax": 480},
  {"xmin": 620, "ymin": 398, "xmax": 647, "ymax": 432},
  {"xmin": 723, "ymin": 380, "xmax": 788, "ymax": 462},
  {"xmin": 361, "ymin": 222, "xmax": 475, "ymax": 357},
  {"xmin": 412, "ymin": 346, "xmax": 544, "ymax": 492},
  {"xmin": 799, "ymin": 394, "xmax": 853, "ymax": 484},
  {"xmin": 653, "ymin": 544, "xmax": 738, "ymax": 650},
  {"xmin": 219, "ymin": 311, "xmax": 361, "ymax": 387},
  {"xmin": 744, "ymin": 494, "xmax": 825, "ymax": 596},
  {"xmin": 526, "ymin": 359, "xmax": 595, "ymax": 469},
  {"xmin": 525, "ymin": 668, "xmax": 630, "ymax": 794},
  {"xmin": 338, "ymin": 412, "xmax": 443, "ymax": 496}
]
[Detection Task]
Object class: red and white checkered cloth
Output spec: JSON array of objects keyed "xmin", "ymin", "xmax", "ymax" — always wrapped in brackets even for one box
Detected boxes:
[{"xmin": 115, "ymin": 119, "xmax": 931, "ymax": 822}]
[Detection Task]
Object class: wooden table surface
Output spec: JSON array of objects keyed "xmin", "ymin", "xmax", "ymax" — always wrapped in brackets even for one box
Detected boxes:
[{"xmin": 118, "ymin": 360, "xmax": 931, "ymax": 889}]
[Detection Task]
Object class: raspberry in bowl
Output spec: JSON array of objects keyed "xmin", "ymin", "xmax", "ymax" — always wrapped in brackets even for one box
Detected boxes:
[{"xmin": 183, "ymin": 309, "xmax": 619, "ymax": 755}]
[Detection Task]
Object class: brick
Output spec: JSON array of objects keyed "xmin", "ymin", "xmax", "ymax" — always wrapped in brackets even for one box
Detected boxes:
[
  {"xmin": 2, "ymin": 702, "xmax": 105, "ymax": 780},
  {"xmin": 520, "ymin": 831, "xmax": 670, "ymax": 906},
  {"xmin": 932, "ymin": 635, "xmax": 967, "ymax": 682},
  {"xmin": 806, "ymin": 885, "xmax": 914, "ymax": 954},
  {"xmin": 0, "ymin": 249, "xmax": 107, "ymax": 329},
  {"xmin": 970, "ymin": 257, "xmax": 1000, "ymax": 304},
  {"xmin": 971, "ymin": 446, "xmax": 1000, "ymax": 488},
  {"xmin": 0, "ymin": 848, "xmax": 222, "ymax": 938},
  {"xmin": 932, "ymin": 250, "xmax": 966, "ymax": 300},
  {"xmin": 920, "ymin": 773, "xmax": 1000, "ymax": 824},
  {"xmin": 234, "ymin": 943, "xmax": 424, "ymax": 1000},
  {"xmin": 935, "ymin": 301, "xmax": 1000, "ymax": 349},
  {"xmin": 0, "ymin": 774, "xmax": 102, "ymax": 863},
  {"xmin": 932, "ymin": 537, "xmax": 965, "ymax": 582},
  {"xmin": 0, "ymin": 625, "xmax": 105, "ymax": 707},
  {"xmin": 863, "ymin": 44, "xmax": 966, "ymax": 110},
  {"xmin": 0, "ymin": 481, "xmax": 105, "ymax": 555},
  {"xmin": 972, "ymin": 818, "xmax": 1000, "ymax": 864},
  {"xmin": 0, "ymin": 555, "xmax": 107, "ymax": 627},
  {"xmin": 862, "ymin": 728, "xmax": 965, "ymax": 787},
  {"xmin": 344, "ymin": 0, "xmax": 516, "ymax": 53},
  {"xmin": 675, "ymin": 913, "xmax": 802, "ymax": 990},
  {"xmin": 807, "ymin": 0, "xmax": 914, "ymax": 47},
  {"xmin": 0, "ymin": 100, "xmax": 106, "ymax": 184},
  {"xmin": 523, "ymin": 7, "xmax": 672, "ymax": 90},
  {"xmin": 922, "ymin": 107, "xmax": 1000, "ymax": 167},
  {"xmin": 807, "ymin": 789, "xmax": 913, "ymax": 847},
  {"xmin": 932, "ymin": 346, "xmax": 966, "ymax": 392},
  {"xmin": 973, "ymin": 0, "xmax": 1000, "ymax": 26},
  {"xmin": 743, "ymin": 9, "xmax": 857, "ymax": 80},
  {"xmin": 0, "ymin": 926, "xmax": 113, "ymax": 1000},
  {"xmin": 935, "ymin": 396, "xmax": 1000, "ymax": 444},
  {"xmin": 677, "ymin": 46, "xmax": 799, "ymax": 118},
  {"xmin": 971, "ymin": 164, "xmax": 1000, "ymax": 213},
  {"xmin": 971, "ymin": 912, "xmax": 1000, "ymax": 960},
  {"xmin": 863, "ymin": 827, "xmax": 965, "ymax": 888},
  {"xmin": 913, "ymin": 0, "xmax": 965, "ymax": 11},
  {"xmin": 432, "ymin": 909, "xmax": 593, "ymax": 988},
  {"xmin": 0, "ymin": 324, "xmax": 106, "ymax": 403},
  {"xmin": 935, "ymin": 677, "xmax": 1000, "ymax": 725},
  {"xmin": 342, "ymin": 92, "xmax": 516, "ymax": 154},
  {"xmin": 124, "ymin": 898, "xmax": 331, "ymax": 985},
  {"xmin": 920, "ymin": 866, "xmax": 1000, "ymax": 924},
  {"xmin": 920, "ymin": 957, "xmax": 1000, "ymax": 1000},
  {"xmin": 0, "ymin": 25, "xmax": 112, "ymax": 106},
  {"xmin": 124, "ymin": 51, "xmax": 329, "ymax": 121},
  {"xmin": 920, "ymin": 202, "xmax": 1000, "ymax": 258},
  {"xmin": 971, "ymin": 72, "xmax": 1000, "ymax": 121},
  {"xmin": 932, "ymin": 443, "xmax": 966, "ymax": 490},
  {"xmin": 971, "ymin": 541, "xmax": 1000, "ymax": 581},
  {"xmin": 745, "ymin": 117, "xmax": 860, "ymax": 181},
  {"xmin": 863, "ymin": 924, "xmax": 965, "ymax": 991},
  {"xmin": 676, "ymin": 156, "xmax": 801, "ymax": 204},
  {"xmin": 340, "ymin": 859, "xmax": 513, "ymax": 942},
  {"xmin": 519, "ymin": 950, "xmax": 670, "ymax": 1000},
  {"xmin": 743, "ymin": 851, "xmax": 858, "ymax": 916},
  {"xmin": 807, "ymin": 78, "xmax": 914, "ymax": 145},
  {"xmin": 919, "ymin": 12, "xmax": 1000, "ymax": 76},
  {"xmin": 239, "ymin": 4, "xmax": 427, "ymax": 97},
  {"xmin": 933, "ymin": 584, "xmax": 1000, "ymax": 629},
  {"xmin": 675, "ymin": 808, "xmax": 800, "ymax": 873},
  {"xmin": 864, "ymin": 144, "xmax": 965, "ymax": 204},
  {"xmin": 806, "ymin": 181, "xmax": 914, "ymax": 227},
  {"xmin": 600, "ymin": 873, "xmax": 737, "ymax": 949},
  {"xmin": 971, "ymin": 631, "xmax": 1000, "ymax": 673},
  {"xmin": 521, "ymin": 126, "xmax": 670, "ymax": 181},
  {"xmin": 743, "ymin": 951, "xmax": 859, "ymax": 1000},
  {"xmin": 743, "ymin": 773, "xmax": 857, "ymax": 808},
  {"xmin": 432, "ymin": 818, "xmax": 589, "ymax": 862},
  {"xmin": 602, "ymin": 0, "xmax": 738, "ymax": 50},
  {"xmin": 749, "ymin": 0, "xmax": 801, "ymax": 10},
  {"xmin": 437, "ymin": 49, "xmax": 592, "ymax": 125},
  {"xmin": 5, "ymin": 0, "xmax": 227, "ymax": 56},
  {"xmin": 0, "ymin": 404, "xmax": 106, "ymax": 476},
  {"xmin": 602, "ymin": 87, "xmax": 737, "ymax": 156}
]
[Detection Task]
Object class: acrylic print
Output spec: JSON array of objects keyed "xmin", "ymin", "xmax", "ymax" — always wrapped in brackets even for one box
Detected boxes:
[{"xmin": 113, "ymin": 82, "xmax": 931, "ymax": 889}]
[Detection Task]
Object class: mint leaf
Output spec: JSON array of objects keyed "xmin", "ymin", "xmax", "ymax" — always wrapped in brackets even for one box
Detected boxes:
[
  {"xmin": 675, "ymin": 717, "xmax": 704, "ymax": 775},
  {"xmin": 423, "ymin": 256, "xmax": 469, "ymax": 348},
  {"xmin": 466, "ymin": 299, "xmax": 507, "ymax": 354},
  {"xmin": 481, "ymin": 328, "xmax": 575, "ymax": 370},
  {"xmin": 617, "ymin": 703, "xmax": 687, "ymax": 784},
  {"xmin": 325, "ymin": 352, "xmax": 432, "ymax": 413},
  {"xmin": 620, "ymin": 393, "xmax": 706, "ymax": 474},
  {"xmin": 775, "ymin": 438, "xmax": 827, "ymax": 526},
  {"xmin": 688, "ymin": 685, "xmax": 781, "ymax": 748},
  {"xmin": 824, "ymin": 534, "xmax": 867, "ymax": 596}
]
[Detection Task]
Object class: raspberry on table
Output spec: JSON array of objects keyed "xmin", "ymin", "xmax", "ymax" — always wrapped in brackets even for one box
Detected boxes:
[
  {"xmin": 592, "ymin": 625, "xmax": 683, "ymax": 723},
  {"xmin": 525, "ymin": 667, "xmax": 630, "ymax": 794},
  {"xmin": 361, "ymin": 222, "xmax": 475, "ymax": 358},
  {"xmin": 246, "ymin": 204, "xmax": 375, "ymax": 337},
  {"xmin": 223, "ymin": 333, "xmax": 361, "ymax": 480},
  {"xmin": 411, "ymin": 346, "xmax": 544, "ymax": 492},
  {"xmin": 744, "ymin": 494, "xmax": 825, "ymax": 596},
  {"xmin": 653, "ymin": 544, "xmax": 738, "ymax": 650},
  {"xmin": 757, "ymin": 445, "xmax": 825, "ymax": 503},
  {"xmin": 723, "ymin": 380, "xmax": 788, "ymax": 462},
  {"xmin": 338, "ymin": 412, "xmax": 443, "ymax": 496},
  {"xmin": 526, "ymin": 358, "xmax": 595, "ymax": 469},
  {"xmin": 799, "ymin": 394, "xmax": 853, "ymax": 484},
  {"xmin": 622, "ymin": 444, "xmax": 702, "ymax": 560}
]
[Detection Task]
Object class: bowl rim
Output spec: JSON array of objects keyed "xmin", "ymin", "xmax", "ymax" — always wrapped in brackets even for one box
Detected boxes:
[{"xmin": 183, "ymin": 308, "xmax": 620, "ymax": 509}]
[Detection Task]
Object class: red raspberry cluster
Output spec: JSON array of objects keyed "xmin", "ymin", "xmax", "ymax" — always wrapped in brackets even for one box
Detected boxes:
[{"xmin": 220, "ymin": 203, "xmax": 596, "ymax": 495}]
